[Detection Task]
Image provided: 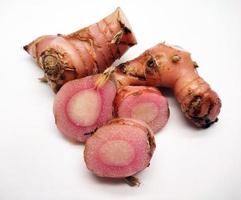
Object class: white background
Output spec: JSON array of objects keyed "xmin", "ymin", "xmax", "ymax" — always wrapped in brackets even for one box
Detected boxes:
[{"xmin": 0, "ymin": 0, "xmax": 241, "ymax": 199}]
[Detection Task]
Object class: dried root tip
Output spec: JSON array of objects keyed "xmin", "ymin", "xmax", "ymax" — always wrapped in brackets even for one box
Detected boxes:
[
  {"xmin": 171, "ymin": 55, "xmax": 181, "ymax": 63},
  {"xmin": 124, "ymin": 176, "xmax": 141, "ymax": 187},
  {"xmin": 193, "ymin": 61, "xmax": 199, "ymax": 68},
  {"xmin": 23, "ymin": 45, "xmax": 29, "ymax": 52},
  {"xmin": 38, "ymin": 75, "xmax": 48, "ymax": 82},
  {"xmin": 95, "ymin": 66, "xmax": 116, "ymax": 88}
]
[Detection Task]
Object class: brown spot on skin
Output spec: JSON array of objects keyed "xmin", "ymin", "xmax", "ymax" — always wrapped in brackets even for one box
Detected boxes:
[
  {"xmin": 123, "ymin": 26, "xmax": 132, "ymax": 34},
  {"xmin": 188, "ymin": 97, "xmax": 218, "ymax": 128},
  {"xmin": 136, "ymin": 75, "xmax": 146, "ymax": 81},
  {"xmin": 117, "ymin": 14, "xmax": 136, "ymax": 47},
  {"xmin": 187, "ymin": 89, "xmax": 193, "ymax": 96},
  {"xmin": 116, "ymin": 62, "xmax": 146, "ymax": 81},
  {"xmin": 117, "ymin": 63, "xmax": 127, "ymax": 74},
  {"xmin": 146, "ymin": 57, "xmax": 157, "ymax": 68},
  {"xmin": 191, "ymin": 116, "xmax": 217, "ymax": 128},
  {"xmin": 145, "ymin": 55, "xmax": 160, "ymax": 78}
]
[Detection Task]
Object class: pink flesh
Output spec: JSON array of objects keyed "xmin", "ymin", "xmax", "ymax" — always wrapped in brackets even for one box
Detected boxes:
[
  {"xmin": 66, "ymin": 89, "xmax": 101, "ymax": 126},
  {"xmin": 84, "ymin": 123, "xmax": 152, "ymax": 177},
  {"xmin": 132, "ymin": 102, "xmax": 159, "ymax": 123},
  {"xmin": 53, "ymin": 75, "xmax": 116, "ymax": 142},
  {"xmin": 117, "ymin": 93, "xmax": 169, "ymax": 133},
  {"xmin": 99, "ymin": 140, "xmax": 135, "ymax": 166}
]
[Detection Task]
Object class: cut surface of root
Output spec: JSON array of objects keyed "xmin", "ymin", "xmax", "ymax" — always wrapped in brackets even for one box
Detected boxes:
[
  {"xmin": 99, "ymin": 140, "xmax": 135, "ymax": 166},
  {"xmin": 114, "ymin": 86, "xmax": 169, "ymax": 133},
  {"xmin": 67, "ymin": 89, "xmax": 101, "ymax": 126},
  {"xmin": 132, "ymin": 102, "xmax": 159, "ymax": 123},
  {"xmin": 84, "ymin": 118, "xmax": 155, "ymax": 178},
  {"xmin": 53, "ymin": 75, "xmax": 116, "ymax": 142}
]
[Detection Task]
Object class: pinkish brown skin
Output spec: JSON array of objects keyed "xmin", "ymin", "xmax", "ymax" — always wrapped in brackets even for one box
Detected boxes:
[
  {"xmin": 84, "ymin": 118, "xmax": 155, "ymax": 179},
  {"xmin": 24, "ymin": 7, "xmax": 137, "ymax": 92},
  {"xmin": 114, "ymin": 86, "xmax": 169, "ymax": 133},
  {"xmin": 53, "ymin": 75, "xmax": 116, "ymax": 142},
  {"xmin": 112, "ymin": 43, "xmax": 221, "ymax": 128}
]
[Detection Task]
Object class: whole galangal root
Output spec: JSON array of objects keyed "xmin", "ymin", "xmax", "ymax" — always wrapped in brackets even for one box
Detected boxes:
[
  {"xmin": 84, "ymin": 118, "xmax": 156, "ymax": 186},
  {"xmin": 53, "ymin": 75, "xmax": 116, "ymax": 142},
  {"xmin": 23, "ymin": 7, "xmax": 136, "ymax": 92},
  {"xmin": 114, "ymin": 86, "xmax": 169, "ymax": 133},
  {"xmin": 111, "ymin": 43, "xmax": 221, "ymax": 128}
]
